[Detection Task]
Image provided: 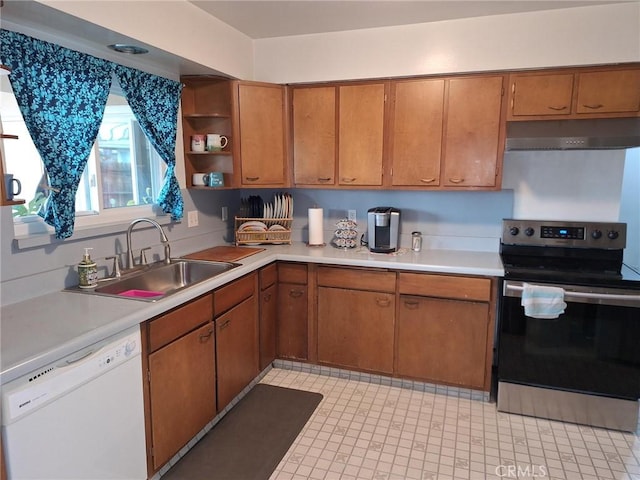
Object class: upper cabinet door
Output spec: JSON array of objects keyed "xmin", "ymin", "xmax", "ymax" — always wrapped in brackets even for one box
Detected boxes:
[
  {"xmin": 509, "ymin": 73, "xmax": 574, "ymax": 117},
  {"xmin": 389, "ymin": 79, "xmax": 445, "ymax": 187},
  {"xmin": 292, "ymin": 86, "xmax": 336, "ymax": 186},
  {"xmin": 442, "ymin": 75, "xmax": 505, "ymax": 188},
  {"xmin": 338, "ymin": 83, "xmax": 386, "ymax": 186},
  {"xmin": 575, "ymin": 69, "xmax": 640, "ymax": 114},
  {"xmin": 237, "ymin": 82, "xmax": 289, "ymax": 186}
]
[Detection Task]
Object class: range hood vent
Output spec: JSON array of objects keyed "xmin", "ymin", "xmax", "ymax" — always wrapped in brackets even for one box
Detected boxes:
[{"xmin": 505, "ymin": 118, "xmax": 640, "ymax": 151}]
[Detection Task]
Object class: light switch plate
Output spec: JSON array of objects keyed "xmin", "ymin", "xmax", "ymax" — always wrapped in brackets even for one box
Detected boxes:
[{"xmin": 348, "ymin": 210, "xmax": 357, "ymax": 222}]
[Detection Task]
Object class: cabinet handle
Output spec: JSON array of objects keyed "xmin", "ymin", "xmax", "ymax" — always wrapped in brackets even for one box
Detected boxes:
[
  {"xmin": 582, "ymin": 104, "xmax": 604, "ymax": 110},
  {"xmin": 199, "ymin": 328, "xmax": 214, "ymax": 342},
  {"xmin": 219, "ymin": 319, "xmax": 231, "ymax": 330},
  {"xmin": 263, "ymin": 292, "xmax": 272, "ymax": 302},
  {"xmin": 448, "ymin": 177, "xmax": 465, "ymax": 184},
  {"xmin": 289, "ymin": 289, "xmax": 304, "ymax": 298},
  {"xmin": 341, "ymin": 177, "xmax": 356, "ymax": 183},
  {"xmin": 317, "ymin": 177, "xmax": 332, "ymax": 182},
  {"xmin": 547, "ymin": 105, "xmax": 568, "ymax": 111},
  {"xmin": 420, "ymin": 178, "xmax": 436, "ymax": 184},
  {"xmin": 403, "ymin": 300, "xmax": 420, "ymax": 310},
  {"xmin": 376, "ymin": 297, "xmax": 391, "ymax": 307},
  {"xmin": 245, "ymin": 176, "xmax": 260, "ymax": 181}
]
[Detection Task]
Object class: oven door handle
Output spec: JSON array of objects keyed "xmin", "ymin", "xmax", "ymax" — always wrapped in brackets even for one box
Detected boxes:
[{"xmin": 504, "ymin": 282, "xmax": 640, "ymax": 307}]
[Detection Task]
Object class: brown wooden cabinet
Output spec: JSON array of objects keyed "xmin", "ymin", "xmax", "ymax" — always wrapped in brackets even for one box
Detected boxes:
[
  {"xmin": 292, "ymin": 86, "xmax": 337, "ymax": 186},
  {"xmin": 575, "ymin": 69, "xmax": 640, "ymax": 114},
  {"xmin": 396, "ymin": 272, "xmax": 495, "ymax": 390},
  {"xmin": 143, "ymin": 294, "xmax": 215, "ymax": 473},
  {"xmin": 389, "ymin": 78, "xmax": 444, "ymax": 187},
  {"xmin": 317, "ymin": 266, "xmax": 396, "ymax": 373},
  {"xmin": 236, "ymin": 81, "xmax": 290, "ymax": 187},
  {"xmin": 508, "ymin": 65, "xmax": 640, "ymax": 120},
  {"xmin": 277, "ymin": 262, "xmax": 308, "ymax": 360},
  {"xmin": 442, "ymin": 75, "xmax": 505, "ymax": 188},
  {"xmin": 214, "ymin": 272, "xmax": 259, "ymax": 410},
  {"xmin": 259, "ymin": 263, "xmax": 278, "ymax": 370},
  {"xmin": 180, "ymin": 77, "xmax": 235, "ymax": 188},
  {"xmin": 509, "ymin": 73, "xmax": 574, "ymax": 117},
  {"xmin": 338, "ymin": 82, "xmax": 387, "ymax": 186}
]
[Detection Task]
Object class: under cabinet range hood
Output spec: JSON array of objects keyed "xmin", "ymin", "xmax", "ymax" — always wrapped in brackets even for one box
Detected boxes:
[{"xmin": 505, "ymin": 118, "xmax": 640, "ymax": 151}]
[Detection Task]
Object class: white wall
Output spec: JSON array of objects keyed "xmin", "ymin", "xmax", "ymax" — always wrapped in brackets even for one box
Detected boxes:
[
  {"xmin": 254, "ymin": 3, "xmax": 640, "ymax": 83},
  {"xmin": 37, "ymin": 0, "xmax": 255, "ymax": 80},
  {"xmin": 502, "ymin": 150, "xmax": 627, "ymax": 221}
]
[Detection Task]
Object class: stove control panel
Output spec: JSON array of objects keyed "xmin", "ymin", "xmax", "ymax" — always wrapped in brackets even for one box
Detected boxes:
[{"xmin": 502, "ymin": 219, "xmax": 626, "ymax": 249}]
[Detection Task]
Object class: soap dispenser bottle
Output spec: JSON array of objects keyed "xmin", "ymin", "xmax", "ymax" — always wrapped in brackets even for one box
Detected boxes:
[{"xmin": 78, "ymin": 247, "xmax": 98, "ymax": 289}]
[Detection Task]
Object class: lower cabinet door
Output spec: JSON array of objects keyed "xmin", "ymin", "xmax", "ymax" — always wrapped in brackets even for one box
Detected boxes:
[
  {"xmin": 148, "ymin": 322, "xmax": 215, "ymax": 470},
  {"xmin": 396, "ymin": 295, "xmax": 489, "ymax": 389},
  {"xmin": 317, "ymin": 287, "xmax": 395, "ymax": 374},
  {"xmin": 277, "ymin": 283, "xmax": 308, "ymax": 360},
  {"xmin": 259, "ymin": 283, "xmax": 278, "ymax": 370},
  {"xmin": 216, "ymin": 296, "xmax": 259, "ymax": 410}
]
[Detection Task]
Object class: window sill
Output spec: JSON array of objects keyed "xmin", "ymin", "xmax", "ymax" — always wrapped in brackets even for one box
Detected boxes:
[{"xmin": 13, "ymin": 208, "xmax": 175, "ymax": 250}]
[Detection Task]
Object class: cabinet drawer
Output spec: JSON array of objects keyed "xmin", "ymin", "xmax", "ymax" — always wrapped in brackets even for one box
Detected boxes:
[
  {"xmin": 148, "ymin": 294, "xmax": 213, "ymax": 352},
  {"xmin": 318, "ymin": 266, "xmax": 396, "ymax": 293},
  {"xmin": 398, "ymin": 272, "xmax": 491, "ymax": 302},
  {"xmin": 214, "ymin": 272, "xmax": 256, "ymax": 316},
  {"xmin": 278, "ymin": 262, "xmax": 307, "ymax": 284},
  {"xmin": 259, "ymin": 263, "xmax": 278, "ymax": 290}
]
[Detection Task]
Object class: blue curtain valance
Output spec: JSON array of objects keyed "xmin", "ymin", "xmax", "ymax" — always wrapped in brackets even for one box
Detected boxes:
[{"xmin": 0, "ymin": 29, "xmax": 184, "ymax": 238}]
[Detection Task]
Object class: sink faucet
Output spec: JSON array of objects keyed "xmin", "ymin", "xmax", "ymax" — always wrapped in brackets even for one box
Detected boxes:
[{"xmin": 126, "ymin": 218, "xmax": 171, "ymax": 270}]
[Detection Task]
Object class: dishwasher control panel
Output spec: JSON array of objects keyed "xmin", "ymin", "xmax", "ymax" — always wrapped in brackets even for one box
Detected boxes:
[{"xmin": 2, "ymin": 327, "xmax": 141, "ymax": 424}]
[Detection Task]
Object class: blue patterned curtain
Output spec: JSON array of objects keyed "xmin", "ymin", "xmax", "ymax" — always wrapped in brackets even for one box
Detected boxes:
[
  {"xmin": 0, "ymin": 30, "xmax": 114, "ymax": 239},
  {"xmin": 115, "ymin": 66, "xmax": 183, "ymax": 220}
]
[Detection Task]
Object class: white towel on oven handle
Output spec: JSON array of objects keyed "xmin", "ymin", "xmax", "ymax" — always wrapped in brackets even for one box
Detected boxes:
[{"xmin": 521, "ymin": 283, "xmax": 567, "ymax": 319}]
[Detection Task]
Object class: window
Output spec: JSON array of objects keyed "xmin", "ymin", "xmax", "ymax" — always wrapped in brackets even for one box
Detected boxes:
[{"xmin": 1, "ymin": 78, "xmax": 165, "ymax": 231}]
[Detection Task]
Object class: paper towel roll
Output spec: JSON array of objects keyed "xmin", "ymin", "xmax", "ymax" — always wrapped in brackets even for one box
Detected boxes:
[{"xmin": 308, "ymin": 207, "xmax": 324, "ymax": 245}]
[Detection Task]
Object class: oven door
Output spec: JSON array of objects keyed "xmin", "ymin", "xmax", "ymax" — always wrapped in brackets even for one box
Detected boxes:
[{"xmin": 498, "ymin": 280, "xmax": 640, "ymax": 400}]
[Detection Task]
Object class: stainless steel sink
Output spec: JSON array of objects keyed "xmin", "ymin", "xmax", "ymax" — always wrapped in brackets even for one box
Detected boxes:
[{"xmin": 69, "ymin": 259, "xmax": 240, "ymax": 301}]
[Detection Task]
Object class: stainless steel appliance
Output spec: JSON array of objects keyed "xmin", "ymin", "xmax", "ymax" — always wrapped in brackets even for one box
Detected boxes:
[
  {"xmin": 367, "ymin": 207, "xmax": 400, "ymax": 253},
  {"xmin": 496, "ymin": 219, "xmax": 640, "ymax": 432}
]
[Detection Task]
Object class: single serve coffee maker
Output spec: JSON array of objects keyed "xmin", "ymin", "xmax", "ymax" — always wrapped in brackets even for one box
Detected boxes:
[{"xmin": 367, "ymin": 207, "xmax": 401, "ymax": 253}]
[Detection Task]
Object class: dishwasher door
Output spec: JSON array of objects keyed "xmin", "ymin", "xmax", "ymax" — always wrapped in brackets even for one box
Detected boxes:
[{"xmin": 1, "ymin": 325, "xmax": 147, "ymax": 480}]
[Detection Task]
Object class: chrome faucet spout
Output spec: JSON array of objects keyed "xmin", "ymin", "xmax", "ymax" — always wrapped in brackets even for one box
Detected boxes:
[{"xmin": 126, "ymin": 218, "xmax": 171, "ymax": 270}]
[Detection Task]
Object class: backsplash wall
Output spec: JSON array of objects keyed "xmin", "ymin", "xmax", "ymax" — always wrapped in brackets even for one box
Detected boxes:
[{"xmin": 0, "ymin": 149, "xmax": 631, "ymax": 306}]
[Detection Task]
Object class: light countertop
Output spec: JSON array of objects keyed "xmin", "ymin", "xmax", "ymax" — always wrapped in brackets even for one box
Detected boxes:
[{"xmin": 0, "ymin": 243, "xmax": 503, "ymax": 385}]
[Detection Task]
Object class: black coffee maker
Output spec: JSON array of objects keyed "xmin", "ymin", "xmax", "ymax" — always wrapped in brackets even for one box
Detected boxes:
[{"xmin": 367, "ymin": 207, "xmax": 401, "ymax": 253}]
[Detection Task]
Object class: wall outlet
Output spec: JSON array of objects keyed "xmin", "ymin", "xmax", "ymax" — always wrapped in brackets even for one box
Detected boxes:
[
  {"xmin": 221, "ymin": 206, "xmax": 228, "ymax": 222},
  {"xmin": 187, "ymin": 210, "xmax": 199, "ymax": 228},
  {"xmin": 348, "ymin": 209, "xmax": 357, "ymax": 222}
]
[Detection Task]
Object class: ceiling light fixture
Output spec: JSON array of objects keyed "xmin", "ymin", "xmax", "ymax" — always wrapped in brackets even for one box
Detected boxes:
[{"xmin": 107, "ymin": 44, "xmax": 149, "ymax": 55}]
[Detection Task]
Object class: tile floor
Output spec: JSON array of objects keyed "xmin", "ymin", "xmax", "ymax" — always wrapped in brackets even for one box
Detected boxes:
[{"xmin": 261, "ymin": 367, "xmax": 640, "ymax": 480}]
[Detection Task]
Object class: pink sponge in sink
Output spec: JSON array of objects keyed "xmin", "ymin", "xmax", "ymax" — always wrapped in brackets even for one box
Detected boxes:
[{"xmin": 118, "ymin": 289, "xmax": 164, "ymax": 298}]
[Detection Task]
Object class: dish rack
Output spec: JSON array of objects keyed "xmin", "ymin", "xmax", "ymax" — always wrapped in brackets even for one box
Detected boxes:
[{"xmin": 234, "ymin": 217, "xmax": 293, "ymax": 245}]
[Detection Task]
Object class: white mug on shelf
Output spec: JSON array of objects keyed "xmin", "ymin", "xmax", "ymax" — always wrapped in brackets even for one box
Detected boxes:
[
  {"xmin": 191, "ymin": 134, "xmax": 206, "ymax": 152},
  {"xmin": 192, "ymin": 173, "xmax": 207, "ymax": 186},
  {"xmin": 206, "ymin": 134, "xmax": 228, "ymax": 152}
]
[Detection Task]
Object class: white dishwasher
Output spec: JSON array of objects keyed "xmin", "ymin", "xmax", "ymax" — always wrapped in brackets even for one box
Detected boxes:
[{"xmin": 1, "ymin": 325, "xmax": 147, "ymax": 480}]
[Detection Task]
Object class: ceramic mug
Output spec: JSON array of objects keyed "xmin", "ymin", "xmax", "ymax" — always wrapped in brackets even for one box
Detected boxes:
[
  {"xmin": 191, "ymin": 134, "xmax": 206, "ymax": 152},
  {"xmin": 206, "ymin": 134, "xmax": 228, "ymax": 152},
  {"xmin": 203, "ymin": 172, "xmax": 224, "ymax": 187},
  {"xmin": 4, "ymin": 174, "xmax": 21, "ymax": 201},
  {"xmin": 192, "ymin": 173, "xmax": 207, "ymax": 186}
]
